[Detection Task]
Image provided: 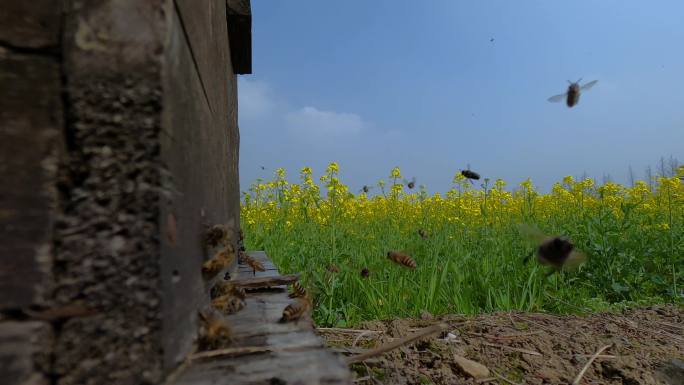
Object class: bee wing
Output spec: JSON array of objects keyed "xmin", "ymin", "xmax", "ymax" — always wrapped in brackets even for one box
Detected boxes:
[
  {"xmin": 516, "ymin": 223, "xmax": 549, "ymax": 244},
  {"xmin": 580, "ymin": 80, "xmax": 598, "ymax": 91},
  {"xmin": 547, "ymin": 93, "xmax": 567, "ymax": 103},
  {"xmin": 563, "ymin": 250, "xmax": 588, "ymax": 271}
]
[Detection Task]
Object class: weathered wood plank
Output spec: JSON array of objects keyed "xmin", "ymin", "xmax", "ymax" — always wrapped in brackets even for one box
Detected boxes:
[
  {"xmin": 166, "ymin": 251, "xmax": 352, "ymax": 384},
  {"xmin": 0, "ymin": 321, "xmax": 52, "ymax": 385},
  {"xmin": 173, "ymin": 348, "xmax": 350, "ymax": 385},
  {"xmin": 174, "ymin": 0, "xmax": 232, "ymax": 115},
  {"xmin": 161, "ymin": 4, "xmax": 237, "ymax": 371},
  {"xmin": 0, "ymin": 50, "xmax": 61, "ymax": 309},
  {"xmin": 232, "ymin": 274, "xmax": 299, "ymax": 289},
  {"xmin": 0, "ymin": 1, "xmax": 62, "ymax": 49}
]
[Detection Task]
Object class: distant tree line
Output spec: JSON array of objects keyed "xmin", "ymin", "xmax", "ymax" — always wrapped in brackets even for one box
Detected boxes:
[{"xmin": 577, "ymin": 155, "xmax": 681, "ymax": 190}]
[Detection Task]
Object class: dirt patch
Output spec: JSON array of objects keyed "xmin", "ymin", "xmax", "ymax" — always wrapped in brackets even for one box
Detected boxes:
[{"xmin": 319, "ymin": 305, "xmax": 684, "ymax": 384}]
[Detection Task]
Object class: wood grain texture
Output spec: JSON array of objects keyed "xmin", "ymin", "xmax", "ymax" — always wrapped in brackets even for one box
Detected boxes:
[
  {"xmin": 167, "ymin": 251, "xmax": 352, "ymax": 385},
  {"xmin": 0, "ymin": 0, "xmax": 62, "ymax": 50},
  {"xmin": 161, "ymin": 0, "xmax": 241, "ymax": 371},
  {"xmin": 0, "ymin": 50, "xmax": 62, "ymax": 309},
  {"xmin": 0, "ymin": 321, "xmax": 52, "ymax": 385}
]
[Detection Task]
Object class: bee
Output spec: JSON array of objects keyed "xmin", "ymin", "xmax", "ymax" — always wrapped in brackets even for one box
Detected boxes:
[
  {"xmin": 215, "ymin": 246, "xmax": 236, "ymax": 266},
  {"xmin": 288, "ymin": 281, "xmax": 307, "ymax": 298},
  {"xmin": 202, "ymin": 258, "xmax": 226, "ymax": 280},
  {"xmin": 404, "ymin": 177, "xmax": 416, "ymax": 189},
  {"xmin": 360, "ymin": 267, "xmax": 370, "ymax": 278},
  {"xmin": 547, "ymin": 79, "xmax": 598, "ymax": 108},
  {"xmin": 198, "ymin": 311, "xmax": 232, "ymax": 349},
  {"xmin": 205, "ymin": 224, "xmax": 229, "ymax": 247},
  {"xmin": 387, "ymin": 251, "xmax": 417, "ymax": 269},
  {"xmin": 517, "ymin": 224, "xmax": 588, "ymax": 273},
  {"xmin": 211, "ymin": 281, "xmax": 246, "ymax": 300},
  {"xmin": 279, "ymin": 297, "xmax": 311, "ymax": 323},
  {"xmin": 461, "ymin": 165, "xmax": 481, "ymax": 184},
  {"xmin": 417, "ymin": 229, "xmax": 429, "ymax": 240},
  {"xmin": 359, "ymin": 185, "xmax": 374, "ymax": 194},
  {"xmin": 326, "ymin": 264, "xmax": 340, "ymax": 273},
  {"xmin": 211, "ymin": 294, "xmax": 246, "ymax": 315},
  {"xmin": 241, "ymin": 253, "xmax": 265, "ymax": 275}
]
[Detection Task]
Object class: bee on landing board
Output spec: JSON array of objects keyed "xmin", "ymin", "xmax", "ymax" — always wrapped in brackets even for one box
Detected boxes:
[
  {"xmin": 211, "ymin": 281, "xmax": 246, "ymax": 300},
  {"xmin": 202, "ymin": 258, "xmax": 226, "ymax": 280},
  {"xmin": 547, "ymin": 79, "xmax": 598, "ymax": 108},
  {"xmin": 211, "ymin": 294, "xmax": 246, "ymax": 315},
  {"xmin": 386, "ymin": 251, "xmax": 417, "ymax": 269},
  {"xmin": 240, "ymin": 252, "xmax": 265, "ymax": 275},
  {"xmin": 517, "ymin": 224, "xmax": 588, "ymax": 274},
  {"xmin": 279, "ymin": 296, "xmax": 311, "ymax": 323},
  {"xmin": 288, "ymin": 281, "xmax": 307, "ymax": 298},
  {"xmin": 198, "ymin": 311, "xmax": 232, "ymax": 349}
]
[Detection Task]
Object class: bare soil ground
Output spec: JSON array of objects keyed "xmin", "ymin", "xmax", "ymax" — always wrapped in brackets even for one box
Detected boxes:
[{"xmin": 319, "ymin": 305, "xmax": 684, "ymax": 385}]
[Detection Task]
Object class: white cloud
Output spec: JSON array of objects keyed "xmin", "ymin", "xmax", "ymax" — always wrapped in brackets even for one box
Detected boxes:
[
  {"xmin": 238, "ymin": 78, "xmax": 276, "ymax": 121},
  {"xmin": 286, "ymin": 106, "xmax": 365, "ymax": 136}
]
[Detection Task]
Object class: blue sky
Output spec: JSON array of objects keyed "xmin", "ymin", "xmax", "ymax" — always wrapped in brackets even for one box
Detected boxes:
[{"xmin": 238, "ymin": 1, "xmax": 684, "ymax": 193}]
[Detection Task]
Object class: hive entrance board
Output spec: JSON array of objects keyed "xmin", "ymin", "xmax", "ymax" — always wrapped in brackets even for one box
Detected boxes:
[{"xmin": 167, "ymin": 251, "xmax": 352, "ymax": 385}]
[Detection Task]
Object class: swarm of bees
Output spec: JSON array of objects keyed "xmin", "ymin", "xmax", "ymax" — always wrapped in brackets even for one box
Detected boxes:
[
  {"xmin": 548, "ymin": 79, "xmax": 598, "ymax": 108},
  {"xmin": 387, "ymin": 251, "xmax": 417, "ymax": 269},
  {"xmin": 280, "ymin": 296, "xmax": 312, "ymax": 323},
  {"xmin": 517, "ymin": 224, "xmax": 588, "ymax": 274}
]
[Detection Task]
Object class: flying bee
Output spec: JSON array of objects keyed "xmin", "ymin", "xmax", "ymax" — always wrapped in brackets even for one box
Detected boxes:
[
  {"xmin": 360, "ymin": 267, "xmax": 370, "ymax": 278},
  {"xmin": 359, "ymin": 185, "xmax": 374, "ymax": 194},
  {"xmin": 326, "ymin": 264, "xmax": 340, "ymax": 273},
  {"xmin": 279, "ymin": 297, "xmax": 311, "ymax": 323},
  {"xmin": 211, "ymin": 294, "xmax": 246, "ymax": 315},
  {"xmin": 417, "ymin": 229, "xmax": 429, "ymax": 240},
  {"xmin": 198, "ymin": 311, "xmax": 232, "ymax": 349},
  {"xmin": 404, "ymin": 177, "xmax": 416, "ymax": 189},
  {"xmin": 288, "ymin": 281, "xmax": 307, "ymax": 298},
  {"xmin": 387, "ymin": 251, "xmax": 417, "ymax": 269},
  {"xmin": 517, "ymin": 224, "xmax": 587, "ymax": 273},
  {"xmin": 211, "ymin": 281, "xmax": 246, "ymax": 300},
  {"xmin": 547, "ymin": 79, "xmax": 598, "ymax": 108},
  {"xmin": 460, "ymin": 163, "xmax": 481, "ymax": 185},
  {"xmin": 202, "ymin": 258, "xmax": 226, "ymax": 280}
]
